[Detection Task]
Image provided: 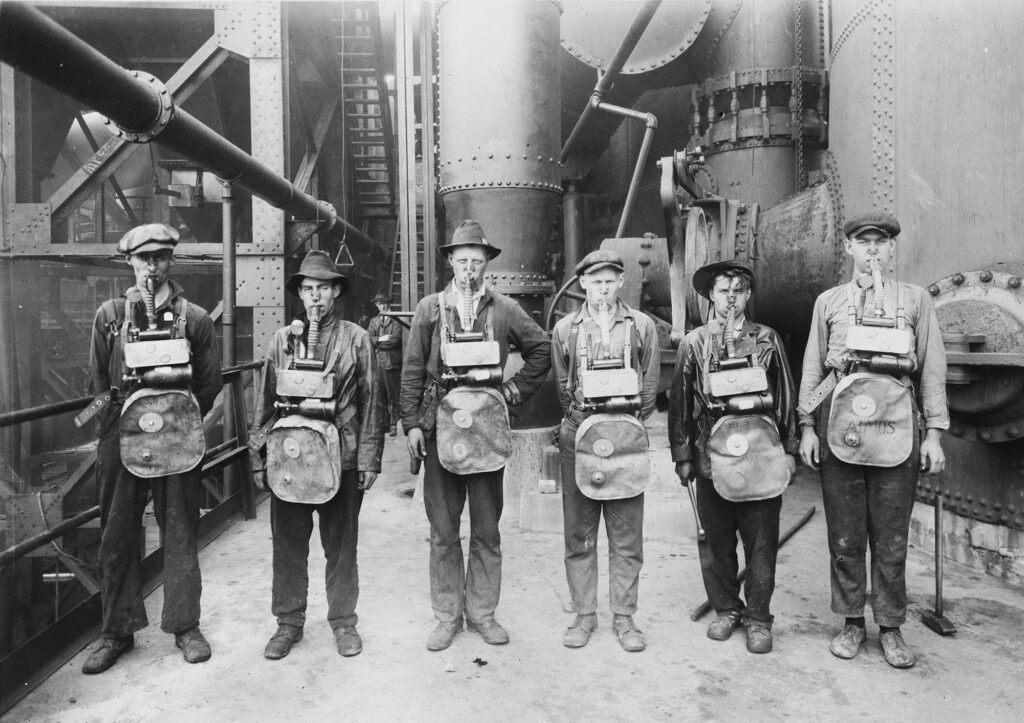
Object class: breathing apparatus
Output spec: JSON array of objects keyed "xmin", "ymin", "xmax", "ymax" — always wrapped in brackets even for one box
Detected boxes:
[{"xmin": 842, "ymin": 254, "xmax": 915, "ymax": 375}]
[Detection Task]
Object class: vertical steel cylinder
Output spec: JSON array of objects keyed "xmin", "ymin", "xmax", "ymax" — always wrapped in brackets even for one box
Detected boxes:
[{"xmin": 437, "ymin": 0, "xmax": 562, "ymax": 312}]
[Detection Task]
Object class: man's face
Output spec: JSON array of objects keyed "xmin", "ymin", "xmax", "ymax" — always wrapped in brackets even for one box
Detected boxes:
[
  {"xmin": 448, "ymin": 246, "xmax": 489, "ymax": 290},
  {"xmin": 375, "ymin": 301, "xmax": 389, "ymax": 314},
  {"xmin": 126, "ymin": 249, "xmax": 173, "ymax": 290},
  {"xmin": 298, "ymin": 277, "xmax": 341, "ymax": 319},
  {"xmin": 845, "ymin": 229, "xmax": 894, "ymax": 274},
  {"xmin": 710, "ymin": 274, "xmax": 751, "ymax": 319},
  {"xmin": 579, "ymin": 267, "xmax": 625, "ymax": 308}
]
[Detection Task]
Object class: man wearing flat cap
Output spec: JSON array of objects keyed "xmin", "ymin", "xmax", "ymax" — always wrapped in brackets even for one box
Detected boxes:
[
  {"xmin": 367, "ymin": 291, "xmax": 403, "ymax": 436},
  {"xmin": 82, "ymin": 223, "xmax": 222, "ymax": 674},
  {"xmin": 401, "ymin": 219, "xmax": 551, "ymax": 651},
  {"xmin": 798, "ymin": 210, "xmax": 948, "ymax": 668},
  {"xmin": 251, "ymin": 250, "xmax": 385, "ymax": 660},
  {"xmin": 668, "ymin": 260, "xmax": 797, "ymax": 654},
  {"xmin": 551, "ymin": 249, "xmax": 660, "ymax": 652}
]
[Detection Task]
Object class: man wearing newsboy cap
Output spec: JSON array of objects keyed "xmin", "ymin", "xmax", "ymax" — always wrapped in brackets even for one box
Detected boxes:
[{"xmin": 82, "ymin": 223, "xmax": 222, "ymax": 674}]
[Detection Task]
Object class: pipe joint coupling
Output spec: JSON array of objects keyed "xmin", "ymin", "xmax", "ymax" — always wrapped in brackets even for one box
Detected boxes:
[{"xmin": 103, "ymin": 70, "xmax": 175, "ymax": 143}]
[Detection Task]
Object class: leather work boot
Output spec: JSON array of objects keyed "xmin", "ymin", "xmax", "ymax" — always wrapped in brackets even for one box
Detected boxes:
[
  {"xmin": 334, "ymin": 625, "xmax": 363, "ymax": 657},
  {"xmin": 744, "ymin": 621, "xmax": 773, "ymax": 654},
  {"xmin": 562, "ymin": 614, "xmax": 598, "ymax": 649},
  {"xmin": 612, "ymin": 614, "xmax": 646, "ymax": 652},
  {"xmin": 706, "ymin": 611, "xmax": 742, "ymax": 641},
  {"xmin": 82, "ymin": 635, "xmax": 134, "ymax": 674},
  {"xmin": 264, "ymin": 624, "xmax": 303, "ymax": 660},
  {"xmin": 879, "ymin": 629, "xmax": 917, "ymax": 669},
  {"xmin": 426, "ymin": 618, "xmax": 463, "ymax": 651},
  {"xmin": 466, "ymin": 618, "xmax": 510, "ymax": 645},
  {"xmin": 175, "ymin": 626, "xmax": 212, "ymax": 664},
  {"xmin": 388, "ymin": 426, "xmax": 398, "ymax": 437},
  {"xmin": 829, "ymin": 623, "xmax": 867, "ymax": 660}
]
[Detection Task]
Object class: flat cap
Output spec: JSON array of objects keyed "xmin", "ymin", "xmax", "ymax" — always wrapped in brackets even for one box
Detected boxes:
[
  {"xmin": 117, "ymin": 223, "xmax": 179, "ymax": 255},
  {"xmin": 692, "ymin": 259, "xmax": 756, "ymax": 299},
  {"xmin": 843, "ymin": 209, "xmax": 901, "ymax": 239},
  {"xmin": 437, "ymin": 220, "xmax": 501, "ymax": 259},
  {"xmin": 286, "ymin": 249, "xmax": 350, "ymax": 297},
  {"xmin": 575, "ymin": 249, "xmax": 625, "ymax": 276}
]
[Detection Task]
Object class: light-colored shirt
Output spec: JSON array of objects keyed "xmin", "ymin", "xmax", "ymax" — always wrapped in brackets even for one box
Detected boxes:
[{"xmin": 798, "ymin": 279, "xmax": 949, "ymax": 430}]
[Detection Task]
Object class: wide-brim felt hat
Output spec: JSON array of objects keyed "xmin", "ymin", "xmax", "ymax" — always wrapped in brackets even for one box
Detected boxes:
[
  {"xmin": 373, "ymin": 291, "xmax": 392, "ymax": 303},
  {"xmin": 692, "ymin": 259, "xmax": 756, "ymax": 299},
  {"xmin": 843, "ymin": 209, "xmax": 901, "ymax": 238},
  {"xmin": 286, "ymin": 250, "xmax": 350, "ymax": 296},
  {"xmin": 117, "ymin": 223, "xmax": 179, "ymax": 255},
  {"xmin": 437, "ymin": 219, "xmax": 501, "ymax": 259}
]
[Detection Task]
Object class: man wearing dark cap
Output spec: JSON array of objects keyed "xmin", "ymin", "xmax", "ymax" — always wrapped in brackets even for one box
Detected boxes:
[
  {"xmin": 82, "ymin": 223, "xmax": 222, "ymax": 673},
  {"xmin": 251, "ymin": 250, "xmax": 385, "ymax": 660},
  {"xmin": 668, "ymin": 260, "xmax": 797, "ymax": 654},
  {"xmin": 367, "ymin": 292, "xmax": 403, "ymax": 436},
  {"xmin": 401, "ymin": 220, "xmax": 551, "ymax": 651},
  {"xmin": 798, "ymin": 210, "xmax": 947, "ymax": 668},
  {"xmin": 551, "ymin": 249, "xmax": 660, "ymax": 652}
]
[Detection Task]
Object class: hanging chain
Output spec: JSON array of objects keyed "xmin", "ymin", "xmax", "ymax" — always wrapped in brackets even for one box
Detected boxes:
[{"xmin": 793, "ymin": 0, "xmax": 805, "ymax": 191}]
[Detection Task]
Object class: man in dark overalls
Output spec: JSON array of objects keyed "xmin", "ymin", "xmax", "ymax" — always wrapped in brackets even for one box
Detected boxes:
[
  {"xmin": 82, "ymin": 223, "xmax": 222, "ymax": 674},
  {"xmin": 367, "ymin": 292, "xmax": 403, "ymax": 436}
]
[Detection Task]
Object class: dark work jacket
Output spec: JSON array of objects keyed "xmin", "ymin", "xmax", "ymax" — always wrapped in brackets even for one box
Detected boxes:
[
  {"xmin": 668, "ymin": 318, "xmax": 798, "ymax": 478},
  {"xmin": 367, "ymin": 314, "xmax": 403, "ymax": 370},
  {"xmin": 89, "ymin": 278, "xmax": 222, "ymax": 421},
  {"xmin": 399, "ymin": 284, "xmax": 551, "ymax": 434}
]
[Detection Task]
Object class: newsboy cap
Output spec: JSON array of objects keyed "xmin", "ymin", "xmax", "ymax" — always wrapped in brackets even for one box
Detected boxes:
[
  {"xmin": 437, "ymin": 220, "xmax": 501, "ymax": 259},
  {"xmin": 843, "ymin": 210, "xmax": 901, "ymax": 239},
  {"xmin": 117, "ymin": 223, "xmax": 179, "ymax": 255},
  {"xmin": 286, "ymin": 250, "xmax": 350, "ymax": 297},
  {"xmin": 692, "ymin": 259, "xmax": 756, "ymax": 299},
  {"xmin": 575, "ymin": 249, "xmax": 625, "ymax": 277}
]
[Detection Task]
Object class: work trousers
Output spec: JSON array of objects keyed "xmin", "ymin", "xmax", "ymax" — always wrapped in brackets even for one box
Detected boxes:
[
  {"xmin": 559, "ymin": 421, "xmax": 644, "ymax": 616},
  {"xmin": 422, "ymin": 434, "xmax": 504, "ymax": 625},
  {"xmin": 96, "ymin": 419, "xmax": 202, "ymax": 639},
  {"xmin": 381, "ymin": 367, "xmax": 402, "ymax": 429},
  {"xmin": 819, "ymin": 432, "xmax": 920, "ymax": 627},
  {"xmin": 693, "ymin": 478, "xmax": 781, "ymax": 624},
  {"xmin": 271, "ymin": 469, "xmax": 363, "ymax": 630}
]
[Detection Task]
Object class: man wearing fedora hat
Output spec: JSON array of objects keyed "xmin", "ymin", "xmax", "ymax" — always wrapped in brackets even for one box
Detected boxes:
[
  {"xmin": 551, "ymin": 249, "xmax": 661, "ymax": 652},
  {"xmin": 401, "ymin": 219, "xmax": 551, "ymax": 651},
  {"xmin": 798, "ymin": 210, "xmax": 947, "ymax": 668},
  {"xmin": 367, "ymin": 291, "xmax": 403, "ymax": 436},
  {"xmin": 81, "ymin": 223, "xmax": 222, "ymax": 674},
  {"xmin": 251, "ymin": 249, "xmax": 385, "ymax": 660},
  {"xmin": 668, "ymin": 260, "xmax": 798, "ymax": 654}
]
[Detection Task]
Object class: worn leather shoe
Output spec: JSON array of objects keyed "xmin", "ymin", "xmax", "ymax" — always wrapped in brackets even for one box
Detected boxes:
[
  {"xmin": 264, "ymin": 624, "xmax": 303, "ymax": 660},
  {"xmin": 175, "ymin": 626, "xmax": 212, "ymax": 663},
  {"xmin": 427, "ymin": 618, "xmax": 463, "ymax": 651},
  {"xmin": 707, "ymin": 611, "xmax": 742, "ymax": 641},
  {"xmin": 82, "ymin": 635, "xmax": 134, "ymax": 674},
  {"xmin": 745, "ymin": 621, "xmax": 773, "ymax": 654},
  {"xmin": 880, "ymin": 629, "xmax": 916, "ymax": 668},
  {"xmin": 612, "ymin": 614, "xmax": 646, "ymax": 652},
  {"xmin": 562, "ymin": 614, "xmax": 598, "ymax": 649},
  {"xmin": 830, "ymin": 623, "xmax": 867, "ymax": 659},
  {"xmin": 334, "ymin": 625, "xmax": 363, "ymax": 657},
  {"xmin": 467, "ymin": 618, "xmax": 510, "ymax": 645}
]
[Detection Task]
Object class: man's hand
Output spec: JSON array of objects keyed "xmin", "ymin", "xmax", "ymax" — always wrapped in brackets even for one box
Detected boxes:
[
  {"xmin": 675, "ymin": 461, "xmax": 694, "ymax": 487},
  {"xmin": 502, "ymin": 380, "xmax": 522, "ymax": 407},
  {"xmin": 253, "ymin": 469, "xmax": 267, "ymax": 490},
  {"xmin": 920, "ymin": 429, "xmax": 946, "ymax": 475},
  {"xmin": 358, "ymin": 471, "xmax": 378, "ymax": 491},
  {"xmin": 799, "ymin": 426, "xmax": 819, "ymax": 470},
  {"xmin": 407, "ymin": 427, "xmax": 427, "ymax": 460}
]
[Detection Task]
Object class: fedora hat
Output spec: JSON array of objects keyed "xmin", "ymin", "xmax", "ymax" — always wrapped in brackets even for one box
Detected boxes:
[
  {"xmin": 286, "ymin": 250, "xmax": 350, "ymax": 297},
  {"xmin": 437, "ymin": 220, "xmax": 501, "ymax": 259},
  {"xmin": 692, "ymin": 260, "xmax": 756, "ymax": 299}
]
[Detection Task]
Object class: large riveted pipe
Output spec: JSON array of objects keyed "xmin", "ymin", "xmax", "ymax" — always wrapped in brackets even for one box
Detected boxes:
[{"xmin": 0, "ymin": 1, "xmax": 374, "ymax": 252}]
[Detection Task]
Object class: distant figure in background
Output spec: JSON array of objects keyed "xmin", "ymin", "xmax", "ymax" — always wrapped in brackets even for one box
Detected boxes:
[
  {"xmin": 82, "ymin": 223, "xmax": 222, "ymax": 674},
  {"xmin": 367, "ymin": 292, "xmax": 403, "ymax": 436},
  {"xmin": 356, "ymin": 300, "xmax": 377, "ymax": 330}
]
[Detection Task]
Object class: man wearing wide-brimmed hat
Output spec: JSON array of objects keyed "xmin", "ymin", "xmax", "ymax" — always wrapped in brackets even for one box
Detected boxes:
[
  {"xmin": 82, "ymin": 223, "xmax": 222, "ymax": 674},
  {"xmin": 668, "ymin": 259, "xmax": 798, "ymax": 655},
  {"xmin": 367, "ymin": 291, "xmax": 403, "ymax": 436},
  {"xmin": 797, "ymin": 210, "xmax": 947, "ymax": 668},
  {"xmin": 401, "ymin": 220, "xmax": 551, "ymax": 651},
  {"xmin": 251, "ymin": 249, "xmax": 385, "ymax": 661}
]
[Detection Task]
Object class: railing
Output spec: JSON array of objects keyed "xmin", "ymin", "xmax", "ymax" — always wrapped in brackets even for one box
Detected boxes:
[{"xmin": 0, "ymin": 359, "xmax": 263, "ymax": 715}]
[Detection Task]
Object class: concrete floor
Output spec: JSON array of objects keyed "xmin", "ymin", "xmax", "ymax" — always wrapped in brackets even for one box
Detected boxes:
[{"xmin": 11, "ymin": 413, "xmax": 1024, "ymax": 722}]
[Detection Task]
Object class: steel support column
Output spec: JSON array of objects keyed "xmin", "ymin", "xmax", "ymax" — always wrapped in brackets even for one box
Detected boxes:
[{"xmin": 395, "ymin": 3, "xmax": 420, "ymax": 309}]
